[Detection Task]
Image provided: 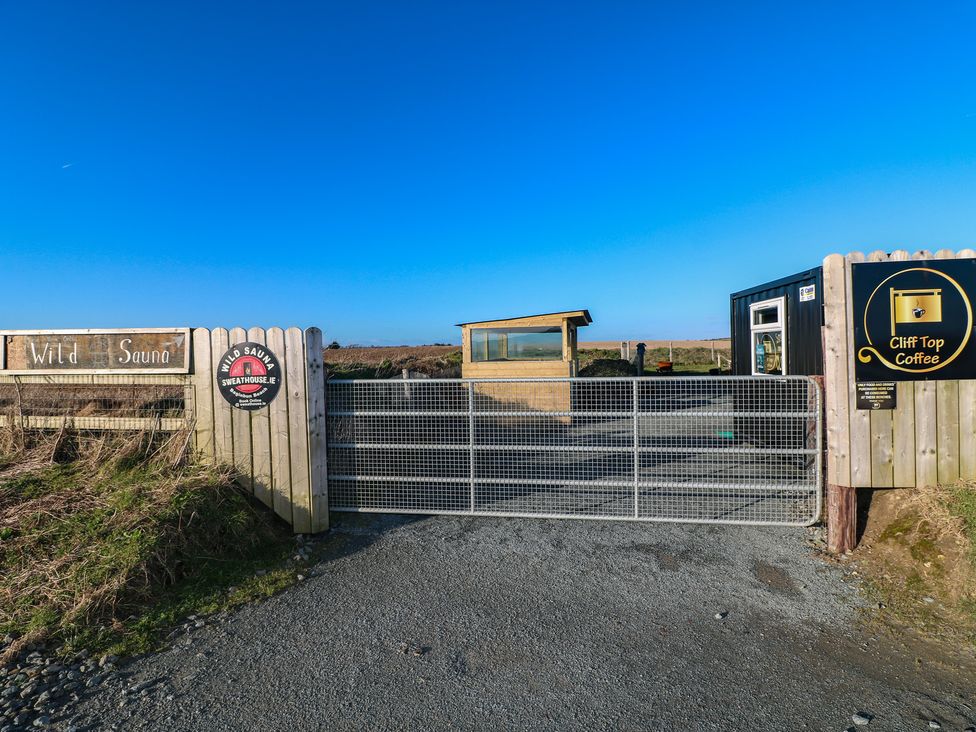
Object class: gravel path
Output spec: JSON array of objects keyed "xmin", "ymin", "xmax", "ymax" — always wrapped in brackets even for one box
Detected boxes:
[{"xmin": 56, "ymin": 514, "xmax": 976, "ymax": 731}]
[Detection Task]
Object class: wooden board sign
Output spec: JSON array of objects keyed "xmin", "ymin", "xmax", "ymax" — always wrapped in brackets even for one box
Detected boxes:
[
  {"xmin": 0, "ymin": 329, "xmax": 190, "ymax": 374},
  {"xmin": 852, "ymin": 258, "xmax": 976, "ymax": 382}
]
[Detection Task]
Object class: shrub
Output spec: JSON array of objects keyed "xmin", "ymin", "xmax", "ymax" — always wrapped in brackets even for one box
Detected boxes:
[{"xmin": 578, "ymin": 359, "xmax": 635, "ymax": 377}]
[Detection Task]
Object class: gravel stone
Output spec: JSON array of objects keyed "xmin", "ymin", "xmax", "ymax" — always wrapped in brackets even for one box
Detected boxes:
[
  {"xmin": 852, "ymin": 711, "xmax": 872, "ymax": 725},
  {"xmin": 50, "ymin": 515, "xmax": 976, "ymax": 730}
]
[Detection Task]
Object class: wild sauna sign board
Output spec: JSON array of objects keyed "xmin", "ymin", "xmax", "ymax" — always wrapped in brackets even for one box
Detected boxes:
[
  {"xmin": 0, "ymin": 329, "xmax": 190, "ymax": 374},
  {"xmin": 852, "ymin": 259, "xmax": 976, "ymax": 382}
]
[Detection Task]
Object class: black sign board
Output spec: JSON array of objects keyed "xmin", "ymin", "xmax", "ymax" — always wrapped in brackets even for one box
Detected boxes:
[
  {"xmin": 216, "ymin": 342, "xmax": 282, "ymax": 411},
  {"xmin": 852, "ymin": 259, "xmax": 976, "ymax": 382},
  {"xmin": 856, "ymin": 382, "xmax": 897, "ymax": 410}
]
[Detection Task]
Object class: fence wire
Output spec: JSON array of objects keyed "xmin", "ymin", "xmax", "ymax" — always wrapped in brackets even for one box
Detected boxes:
[
  {"xmin": 0, "ymin": 374, "xmax": 189, "ymax": 433},
  {"xmin": 327, "ymin": 376, "xmax": 822, "ymax": 525}
]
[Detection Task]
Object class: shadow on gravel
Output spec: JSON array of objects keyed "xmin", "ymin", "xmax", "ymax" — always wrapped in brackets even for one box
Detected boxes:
[{"xmin": 314, "ymin": 512, "xmax": 429, "ymax": 562}]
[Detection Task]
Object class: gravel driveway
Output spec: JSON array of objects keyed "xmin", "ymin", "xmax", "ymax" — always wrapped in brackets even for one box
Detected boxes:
[{"xmin": 62, "ymin": 514, "xmax": 975, "ymax": 731}]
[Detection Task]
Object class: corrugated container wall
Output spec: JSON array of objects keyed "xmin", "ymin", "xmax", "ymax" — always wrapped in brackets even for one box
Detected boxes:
[{"xmin": 730, "ymin": 267, "xmax": 825, "ymax": 376}]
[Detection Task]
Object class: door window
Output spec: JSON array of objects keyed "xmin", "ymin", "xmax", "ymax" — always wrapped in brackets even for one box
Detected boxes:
[{"xmin": 748, "ymin": 297, "xmax": 787, "ymax": 375}]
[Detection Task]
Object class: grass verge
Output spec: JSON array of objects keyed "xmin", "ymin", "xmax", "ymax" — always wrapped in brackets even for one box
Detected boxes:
[{"xmin": 0, "ymin": 433, "xmax": 302, "ymax": 661}]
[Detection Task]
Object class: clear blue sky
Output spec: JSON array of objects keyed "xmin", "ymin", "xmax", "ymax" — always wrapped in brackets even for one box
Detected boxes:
[{"xmin": 2, "ymin": 2, "xmax": 975, "ymax": 345}]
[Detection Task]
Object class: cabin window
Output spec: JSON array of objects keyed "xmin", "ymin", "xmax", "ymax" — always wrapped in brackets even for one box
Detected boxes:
[
  {"xmin": 749, "ymin": 297, "xmax": 787, "ymax": 375},
  {"xmin": 470, "ymin": 327, "xmax": 563, "ymax": 362}
]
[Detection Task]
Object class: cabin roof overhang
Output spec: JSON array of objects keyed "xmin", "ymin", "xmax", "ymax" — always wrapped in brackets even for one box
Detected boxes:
[{"xmin": 455, "ymin": 310, "xmax": 592, "ymax": 328}]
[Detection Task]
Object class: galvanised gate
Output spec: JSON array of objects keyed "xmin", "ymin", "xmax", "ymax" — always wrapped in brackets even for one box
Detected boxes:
[{"xmin": 326, "ymin": 376, "xmax": 822, "ymax": 526}]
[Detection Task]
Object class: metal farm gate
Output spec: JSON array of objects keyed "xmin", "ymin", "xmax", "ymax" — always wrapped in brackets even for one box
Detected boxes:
[{"xmin": 326, "ymin": 376, "xmax": 822, "ymax": 526}]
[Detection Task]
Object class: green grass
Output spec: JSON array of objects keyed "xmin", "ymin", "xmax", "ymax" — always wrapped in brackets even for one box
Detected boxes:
[
  {"xmin": 878, "ymin": 511, "xmax": 920, "ymax": 542},
  {"xmin": 643, "ymin": 363, "xmax": 724, "ymax": 376},
  {"xmin": 0, "ymin": 447, "xmax": 308, "ymax": 659},
  {"xmin": 947, "ymin": 482, "xmax": 976, "ymax": 568}
]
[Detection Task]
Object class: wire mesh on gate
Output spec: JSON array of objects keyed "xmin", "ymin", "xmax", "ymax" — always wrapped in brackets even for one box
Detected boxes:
[{"xmin": 326, "ymin": 376, "xmax": 822, "ymax": 526}]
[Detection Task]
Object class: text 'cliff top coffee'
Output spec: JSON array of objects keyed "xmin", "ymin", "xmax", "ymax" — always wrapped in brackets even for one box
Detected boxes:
[
  {"xmin": 853, "ymin": 259, "xmax": 976, "ymax": 382},
  {"xmin": 216, "ymin": 341, "xmax": 282, "ymax": 410}
]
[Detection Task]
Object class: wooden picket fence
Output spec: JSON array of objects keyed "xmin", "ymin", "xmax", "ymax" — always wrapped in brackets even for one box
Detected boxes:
[
  {"xmin": 823, "ymin": 249, "xmax": 976, "ymax": 490},
  {"xmin": 187, "ymin": 326, "xmax": 328, "ymax": 533},
  {"xmin": 0, "ymin": 326, "xmax": 328, "ymax": 534}
]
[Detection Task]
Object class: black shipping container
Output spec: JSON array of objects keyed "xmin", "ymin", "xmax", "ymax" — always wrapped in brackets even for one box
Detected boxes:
[
  {"xmin": 730, "ymin": 267, "xmax": 824, "ymax": 453},
  {"xmin": 730, "ymin": 266, "xmax": 824, "ymax": 377}
]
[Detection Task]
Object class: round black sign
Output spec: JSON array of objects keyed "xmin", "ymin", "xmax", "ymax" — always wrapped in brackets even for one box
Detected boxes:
[{"xmin": 216, "ymin": 342, "xmax": 282, "ymax": 411}]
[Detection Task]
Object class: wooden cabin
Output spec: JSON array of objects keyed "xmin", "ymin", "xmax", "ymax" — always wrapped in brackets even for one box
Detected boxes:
[{"xmin": 457, "ymin": 310, "xmax": 592, "ymax": 379}]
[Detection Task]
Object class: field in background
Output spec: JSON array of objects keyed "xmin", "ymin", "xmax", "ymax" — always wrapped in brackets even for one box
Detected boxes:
[
  {"xmin": 323, "ymin": 343, "xmax": 731, "ymax": 378},
  {"xmin": 323, "ymin": 345, "xmax": 462, "ymax": 379},
  {"xmin": 581, "ymin": 338, "xmax": 730, "ymax": 350}
]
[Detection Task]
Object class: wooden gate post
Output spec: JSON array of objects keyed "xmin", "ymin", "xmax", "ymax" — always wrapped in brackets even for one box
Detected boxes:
[
  {"xmin": 827, "ymin": 484, "xmax": 856, "ymax": 553},
  {"xmin": 822, "ymin": 254, "xmax": 858, "ymax": 553}
]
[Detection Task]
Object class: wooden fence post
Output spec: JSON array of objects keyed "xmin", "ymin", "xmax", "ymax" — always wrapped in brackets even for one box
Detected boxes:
[
  {"xmin": 210, "ymin": 328, "xmax": 234, "ymax": 465},
  {"xmin": 305, "ymin": 327, "xmax": 329, "ymax": 533},
  {"xmin": 267, "ymin": 327, "xmax": 294, "ymax": 524},
  {"xmin": 823, "ymin": 254, "xmax": 856, "ymax": 552},
  {"xmin": 247, "ymin": 326, "xmax": 274, "ymax": 508},
  {"xmin": 190, "ymin": 328, "xmax": 215, "ymax": 460}
]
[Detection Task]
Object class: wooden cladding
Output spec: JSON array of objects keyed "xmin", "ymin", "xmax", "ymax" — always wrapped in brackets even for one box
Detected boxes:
[
  {"xmin": 188, "ymin": 327, "xmax": 328, "ymax": 533},
  {"xmin": 0, "ymin": 329, "xmax": 190, "ymax": 374},
  {"xmin": 824, "ymin": 249, "xmax": 976, "ymax": 489}
]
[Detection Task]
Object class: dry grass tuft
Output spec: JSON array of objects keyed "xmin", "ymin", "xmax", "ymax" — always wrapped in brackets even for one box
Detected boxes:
[{"xmin": 0, "ymin": 426, "xmax": 292, "ymax": 660}]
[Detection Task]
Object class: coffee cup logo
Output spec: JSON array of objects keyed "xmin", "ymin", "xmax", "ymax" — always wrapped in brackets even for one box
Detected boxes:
[
  {"xmin": 891, "ymin": 288, "xmax": 942, "ymax": 330},
  {"xmin": 856, "ymin": 266, "xmax": 973, "ymax": 378}
]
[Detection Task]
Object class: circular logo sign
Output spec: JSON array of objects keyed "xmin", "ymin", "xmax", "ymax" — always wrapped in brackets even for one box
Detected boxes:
[
  {"xmin": 857, "ymin": 267, "xmax": 973, "ymax": 376},
  {"xmin": 216, "ymin": 342, "xmax": 282, "ymax": 410}
]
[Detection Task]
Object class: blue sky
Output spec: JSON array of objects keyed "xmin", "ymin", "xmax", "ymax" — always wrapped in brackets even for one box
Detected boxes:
[{"xmin": 2, "ymin": 2, "xmax": 975, "ymax": 344}]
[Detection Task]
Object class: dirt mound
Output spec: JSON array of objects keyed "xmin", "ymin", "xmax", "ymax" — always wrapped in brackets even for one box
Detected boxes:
[{"xmin": 853, "ymin": 483, "xmax": 976, "ymax": 642}]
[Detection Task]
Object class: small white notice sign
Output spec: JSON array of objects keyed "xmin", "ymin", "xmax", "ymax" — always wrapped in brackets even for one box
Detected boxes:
[{"xmin": 799, "ymin": 284, "xmax": 816, "ymax": 302}]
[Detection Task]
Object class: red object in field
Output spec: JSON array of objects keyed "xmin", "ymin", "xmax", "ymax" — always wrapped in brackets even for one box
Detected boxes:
[{"xmin": 656, "ymin": 360, "xmax": 673, "ymax": 373}]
